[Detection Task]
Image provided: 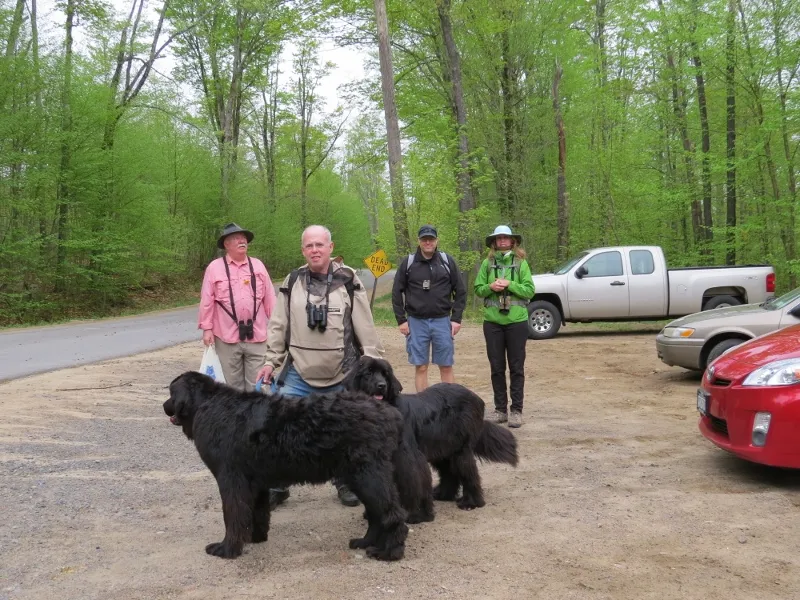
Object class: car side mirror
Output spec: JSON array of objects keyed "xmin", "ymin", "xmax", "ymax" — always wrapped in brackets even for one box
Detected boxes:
[{"xmin": 575, "ymin": 266, "xmax": 587, "ymax": 279}]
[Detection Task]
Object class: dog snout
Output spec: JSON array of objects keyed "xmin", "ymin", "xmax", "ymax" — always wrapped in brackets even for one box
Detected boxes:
[
  {"xmin": 163, "ymin": 399, "xmax": 174, "ymax": 416},
  {"xmin": 376, "ymin": 381, "xmax": 387, "ymax": 393}
]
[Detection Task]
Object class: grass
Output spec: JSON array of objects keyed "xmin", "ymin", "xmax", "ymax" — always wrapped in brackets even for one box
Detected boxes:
[
  {"xmin": 369, "ymin": 291, "xmax": 487, "ymax": 327},
  {"xmin": 0, "ymin": 279, "xmax": 202, "ymax": 331}
]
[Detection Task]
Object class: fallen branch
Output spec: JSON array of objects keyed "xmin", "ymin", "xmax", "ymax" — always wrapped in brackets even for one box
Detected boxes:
[{"xmin": 57, "ymin": 382, "xmax": 133, "ymax": 392}]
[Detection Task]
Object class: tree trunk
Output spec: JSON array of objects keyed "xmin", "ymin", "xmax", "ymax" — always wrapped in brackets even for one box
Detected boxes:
[
  {"xmin": 55, "ymin": 0, "xmax": 76, "ymax": 291},
  {"xmin": 737, "ymin": 0, "xmax": 789, "ymax": 269},
  {"xmin": 657, "ymin": 0, "xmax": 702, "ymax": 248},
  {"xmin": 499, "ymin": 27, "xmax": 516, "ymax": 220},
  {"xmin": 373, "ymin": 0, "xmax": 411, "ymax": 260},
  {"xmin": 0, "ymin": 0, "xmax": 25, "ymax": 109},
  {"xmin": 437, "ymin": 0, "xmax": 476, "ymax": 255},
  {"xmin": 770, "ymin": 0, "xmax": 797, "ymax": 287},
  {"xmin": 725, "ymin": 0, "xmax": 736, "ymax": 265},
  {"xmin": 553, "ymin": 59, "xmax": 569, "ymax": 261},
  {"xmin": 690, "ymin": 0, "xmax": 713, "ymax": 251}
]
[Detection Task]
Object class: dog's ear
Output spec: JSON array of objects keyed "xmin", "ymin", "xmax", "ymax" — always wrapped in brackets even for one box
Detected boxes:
[
  {"xmin": 382, "ymin": 361, "xmax": 403, "ymax": 397},
  {"xmin": 247, "ymin": 404, "xmax": 269, "ymax": 444}
]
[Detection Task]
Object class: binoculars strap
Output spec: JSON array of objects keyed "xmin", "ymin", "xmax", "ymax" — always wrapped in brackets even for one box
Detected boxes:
[{"xmin": 216, "ymin": 257, "xmax": 259, "ymax": 326}]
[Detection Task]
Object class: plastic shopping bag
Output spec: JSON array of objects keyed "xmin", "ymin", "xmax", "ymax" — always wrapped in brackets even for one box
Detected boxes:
[{"xmin": 199, "ymin": 346, "xmax": 226, "ymax": 383}]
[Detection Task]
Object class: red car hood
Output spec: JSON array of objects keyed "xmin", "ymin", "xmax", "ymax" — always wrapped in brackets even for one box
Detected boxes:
[{"xmin": 710, "ymin": 325, "xmax": 800, "ymax": 382}]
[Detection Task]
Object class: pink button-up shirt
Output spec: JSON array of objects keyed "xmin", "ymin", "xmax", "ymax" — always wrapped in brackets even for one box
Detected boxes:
[{"xmin": 198, "ymin": 255, "xmax": 276, "ymax": 344}]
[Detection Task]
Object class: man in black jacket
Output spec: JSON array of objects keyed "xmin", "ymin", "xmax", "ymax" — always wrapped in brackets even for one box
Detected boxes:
[{"xmin": 392, "ymin": 225, "xmax": 467, "ymax": 392}]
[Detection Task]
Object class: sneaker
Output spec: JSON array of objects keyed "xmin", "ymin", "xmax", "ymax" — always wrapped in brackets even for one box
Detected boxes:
[
  {"xmin": 486, "ymin": 410, "xmax": 508, "ymax": 424},
  {"xmin": 508, "ymin": 411, "xmax": 523, "ymax": 428},
  {"xmin": 336, "ymin": 484, "xmax": 361, "ymax": 507},
  {"xmin": 269, "ymin": 488, "xmax": 290, "ymax": 510}
]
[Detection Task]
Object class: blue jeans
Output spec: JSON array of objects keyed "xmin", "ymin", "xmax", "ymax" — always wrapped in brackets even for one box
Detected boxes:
[
  {"xmin": 406, "ymin": 316, "xmax": 454, "ymax": 366},
  {"xmin": 270, "ymin": 364, "xmax": 343, "ymax": 398}
]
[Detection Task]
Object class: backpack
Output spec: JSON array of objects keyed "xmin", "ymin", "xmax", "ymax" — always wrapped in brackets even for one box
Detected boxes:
[{"xmin": 405, "ymin": 251, "xmax": 459, "ymax": 292}]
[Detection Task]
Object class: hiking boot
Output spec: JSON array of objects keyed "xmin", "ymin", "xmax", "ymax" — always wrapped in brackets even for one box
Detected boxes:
[
  {"xmin": 486, "ymin": 410, "xmax": 508, "ymax": 424},
  {"xmin": 268, "ymin": 488, "xmax": 290, "ymax": 510},
  {"xmin": 336, "ymin": 484, "xmax": 361, "ymax": 507},
  {"xmin": 508, "ymin": 411, "xmax": 523, "ymax": 428}
]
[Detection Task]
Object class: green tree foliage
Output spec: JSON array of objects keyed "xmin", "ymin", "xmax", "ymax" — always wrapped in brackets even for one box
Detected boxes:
[{"xmin": 1, "ymin": 0, "xmax": 799, "ymax": 326}]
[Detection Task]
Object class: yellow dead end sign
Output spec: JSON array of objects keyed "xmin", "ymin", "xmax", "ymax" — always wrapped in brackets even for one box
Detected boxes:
[
  {"xmin": 364, "ymin": 249, "xmax": 392, "ymax": 278},
  {"xmin": 363, "ymin": 249, "xmax": 392, "ymax": 309}
]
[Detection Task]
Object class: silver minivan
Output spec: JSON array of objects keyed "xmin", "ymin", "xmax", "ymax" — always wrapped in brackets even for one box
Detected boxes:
[{"xmin": 655, "ymin": 287, "xmax": 800, "ymax": 371}]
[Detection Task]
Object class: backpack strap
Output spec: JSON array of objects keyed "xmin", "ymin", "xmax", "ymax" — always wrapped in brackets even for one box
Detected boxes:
[{"xmin": 276, "ymin": 268, "xmax": 302, "ymax": 387}]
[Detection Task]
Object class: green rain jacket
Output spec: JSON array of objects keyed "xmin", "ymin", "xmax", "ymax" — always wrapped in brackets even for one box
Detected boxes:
[{"xmin": 474, "ymin": 251, "xmax": 535, "ymax": 325}]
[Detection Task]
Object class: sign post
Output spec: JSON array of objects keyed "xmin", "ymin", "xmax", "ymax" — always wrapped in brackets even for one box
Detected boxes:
[{"xmin": 363, "ymin": 249, "xmax": 392, "ymax": 310}]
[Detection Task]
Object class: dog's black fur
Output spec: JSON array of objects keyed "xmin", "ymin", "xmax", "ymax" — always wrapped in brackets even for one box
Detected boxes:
[
  {"xmin": 163, "ymin": 371, "xmax": 409, "ymax": 561},
  {"xmin": 344, "ymin": 356, "xmax": 518, "ymax": 510}
]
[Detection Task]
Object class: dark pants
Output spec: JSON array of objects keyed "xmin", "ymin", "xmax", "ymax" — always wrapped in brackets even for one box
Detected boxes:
[{"xmin": 483, "ymin": 320, "xmax": 528, "ymax": 414}]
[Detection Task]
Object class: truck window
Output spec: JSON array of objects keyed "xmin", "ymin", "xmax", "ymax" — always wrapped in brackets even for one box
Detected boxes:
[
  {"xmin": 583, "ymin": 251, "xmax": 623, "ymax": 277},
  {"xmin": 629, "ymin": 250, "xmax": 655, "ymax": 275}
]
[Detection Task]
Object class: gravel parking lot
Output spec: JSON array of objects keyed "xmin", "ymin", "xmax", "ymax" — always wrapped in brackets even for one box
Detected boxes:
[{"xmin": 1, "ymin": 324, "xmax": 799, "ymax": 600}]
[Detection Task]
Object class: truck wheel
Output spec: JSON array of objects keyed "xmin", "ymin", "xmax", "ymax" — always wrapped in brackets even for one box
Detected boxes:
[
  {"xmin": 704, "ymin": 338, "xmax": 746, "ymax": 369},
  {"xmin": 527, "ymin": 301, "xmax": 562, "ymax": 340},
  {"xmin": 702, "ymin": 295, "xmax": 741, "ymax": 311}
]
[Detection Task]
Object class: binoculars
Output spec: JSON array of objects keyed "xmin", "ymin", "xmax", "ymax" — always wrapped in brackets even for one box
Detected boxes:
[
  {"xmin": 237, "ymin": 319, "xmax": 254, "ymax": 341},
  {"xmin": 306, "ymin": 302, "xmax": 328, "ymax": 331},
  {"xmin": 498, "ymin": 293, "xmax": 511, "ymax": 315}
]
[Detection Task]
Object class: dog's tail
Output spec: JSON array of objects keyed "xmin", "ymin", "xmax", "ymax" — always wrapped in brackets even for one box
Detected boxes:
[{"xmin": 474, "ymin": 422, "xmax": 518, "ymax": 466}]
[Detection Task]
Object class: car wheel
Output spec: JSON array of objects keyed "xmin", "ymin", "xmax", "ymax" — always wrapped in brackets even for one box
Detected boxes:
[
  {"xmin": 702, "ymin": 295, "xmax": 742, "ymax": 311},
  {"xmin": 704, "ymin": 338, "xmax": 747, "ymax": 369},
  {"xmin": 527, "ymin": 300, "xmax": 562, "ymax": 340}
]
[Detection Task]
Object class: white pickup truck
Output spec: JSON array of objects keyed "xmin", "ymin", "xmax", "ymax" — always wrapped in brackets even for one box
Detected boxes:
[{"xmin": 527, "ymin": 246, "xmax": 775, "ymax": 339}]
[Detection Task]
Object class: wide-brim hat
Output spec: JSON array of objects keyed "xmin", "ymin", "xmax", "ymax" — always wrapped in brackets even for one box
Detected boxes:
[
  {"xmin": 485, "ymin": 225, "xmax": 522, "ymax": 248},
  {"xmin": 217, "ymin": 222, "xmax": 254, "ymax": 249}
]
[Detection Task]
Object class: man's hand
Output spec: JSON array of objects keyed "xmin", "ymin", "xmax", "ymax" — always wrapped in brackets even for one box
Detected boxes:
[
  {"xmin": 256, "ymin": 365, "xmax": 274, "ymax": 385},
  {"xmin": 451, "ymin": 322, "xmax": 461, "ymax": 337},
  {"xmin": 398, "ymin": 322, "xmax": 410, "ymax": 336},
  {"xmin": 202, "ymin": 330, "xmax": 214, "ymax": 346}
]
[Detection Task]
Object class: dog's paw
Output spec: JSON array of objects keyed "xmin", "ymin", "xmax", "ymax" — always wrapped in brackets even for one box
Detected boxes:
[
  {"xmin": 349, "ymin": 537, "xmax": 371, "ymax": 550},
  {"xmin": 432, "ymin": 486, "xmax": 456, "ymax": 501},
  {"xmin": 205, "ymin": 541, "xmax": 242, "ymax": 558},
  {"xmin": 366, "ymin": 544, "xmax": 405, "ymax": 561},
  {"xmin": 456, "ymin": 496, "xmax": 485, "ymax": 510},
  {"xmin": 251, "ymin": 530, "xmax": 268, "ymax": 544}
]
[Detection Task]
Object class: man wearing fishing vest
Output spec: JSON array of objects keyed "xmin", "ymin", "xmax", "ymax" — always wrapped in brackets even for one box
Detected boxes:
[
  {"xmin": 392, "ymin": 224, "xmax": 466, "ymax": 392},
  {"xmin": 198, "ymin": 223, "xmax": 276, "ymax": 391}
]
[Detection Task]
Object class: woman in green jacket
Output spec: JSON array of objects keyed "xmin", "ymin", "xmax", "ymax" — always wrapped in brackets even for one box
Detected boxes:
[{"xmin": 474, "ymin": 226, "xmax": 535, "ymax": 428}]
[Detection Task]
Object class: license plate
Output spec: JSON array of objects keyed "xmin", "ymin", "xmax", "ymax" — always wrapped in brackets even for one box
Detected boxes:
[{"xmin": 696, "ymin": 390, "xmax": 709, "ymax": 415}]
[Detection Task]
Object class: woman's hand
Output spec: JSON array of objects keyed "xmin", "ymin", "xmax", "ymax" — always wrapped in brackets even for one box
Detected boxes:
[{"xmin": 490, "ymin": 279, "xmax": 509, "ymax": 293}]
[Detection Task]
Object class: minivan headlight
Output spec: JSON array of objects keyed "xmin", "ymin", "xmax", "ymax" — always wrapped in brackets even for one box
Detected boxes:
[
  {"xmin": 743, "ymin": 359, "xmax": 800, "ymax": 386},
  {"xmin": 663, "ymin": 327, "xmax": 696, "ymax": 338}
]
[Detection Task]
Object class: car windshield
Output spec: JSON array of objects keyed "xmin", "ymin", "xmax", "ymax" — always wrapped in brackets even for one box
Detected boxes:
[
  {"xmin": 763, "ymin": 286, "xmax": 800, "ymax": 310},
  {"xmin": 553, "ymin": 252, "xmax": 589, "ymax": 275}
]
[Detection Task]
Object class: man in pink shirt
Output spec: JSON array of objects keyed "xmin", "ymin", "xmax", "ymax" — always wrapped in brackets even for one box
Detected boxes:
[{"xmin": 198, "ymin": 223, "xmax": 276, "ymax": 391}]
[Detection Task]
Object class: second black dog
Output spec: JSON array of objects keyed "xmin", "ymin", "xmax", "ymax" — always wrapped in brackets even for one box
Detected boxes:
[{"xmin": 344, "ymin": 357, "xmax": 518, "ymax": 510}]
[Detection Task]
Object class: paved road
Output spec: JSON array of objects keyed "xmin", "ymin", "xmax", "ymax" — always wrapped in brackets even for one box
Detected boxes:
[{"xmin": 0, "ymin": 269, "xmax": 394, "ymax": 382}]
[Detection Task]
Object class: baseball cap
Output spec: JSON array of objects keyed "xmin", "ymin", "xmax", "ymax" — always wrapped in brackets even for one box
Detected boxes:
[{"xmin": 418, "ymin": 225, "xmax": 438, "ymax": 238}]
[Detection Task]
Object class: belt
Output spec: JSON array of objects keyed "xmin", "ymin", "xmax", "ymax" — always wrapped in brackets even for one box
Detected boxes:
[{"xmin": 484, "ymin": 299, "xmax": 528, "ymax": 308}]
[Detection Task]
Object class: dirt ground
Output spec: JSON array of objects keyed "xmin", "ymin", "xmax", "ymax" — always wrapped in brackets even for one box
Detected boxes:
[{"xmin": 2, "ymin": 324, "xmax": 800, "ymax": 600}]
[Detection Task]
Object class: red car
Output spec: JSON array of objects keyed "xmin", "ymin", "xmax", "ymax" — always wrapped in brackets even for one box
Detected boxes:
[{"xmin": 698, "ymin": 323, "xmax": 800, "ymax": 467}]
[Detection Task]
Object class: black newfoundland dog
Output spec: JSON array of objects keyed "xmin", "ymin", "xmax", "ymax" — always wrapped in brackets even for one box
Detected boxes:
[
  {"xmin": 163, "ymin": 371, "xmax": 409, "ymax": 561},
  {"xmin": 344, "ymin": 357, "xmax": 518, "ymax": 511}
]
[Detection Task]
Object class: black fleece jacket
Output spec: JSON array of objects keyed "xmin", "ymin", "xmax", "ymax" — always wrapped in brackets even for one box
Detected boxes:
[{"xmin": 391, "ymin": 248, "xmax": 466, "ymax": 324}]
